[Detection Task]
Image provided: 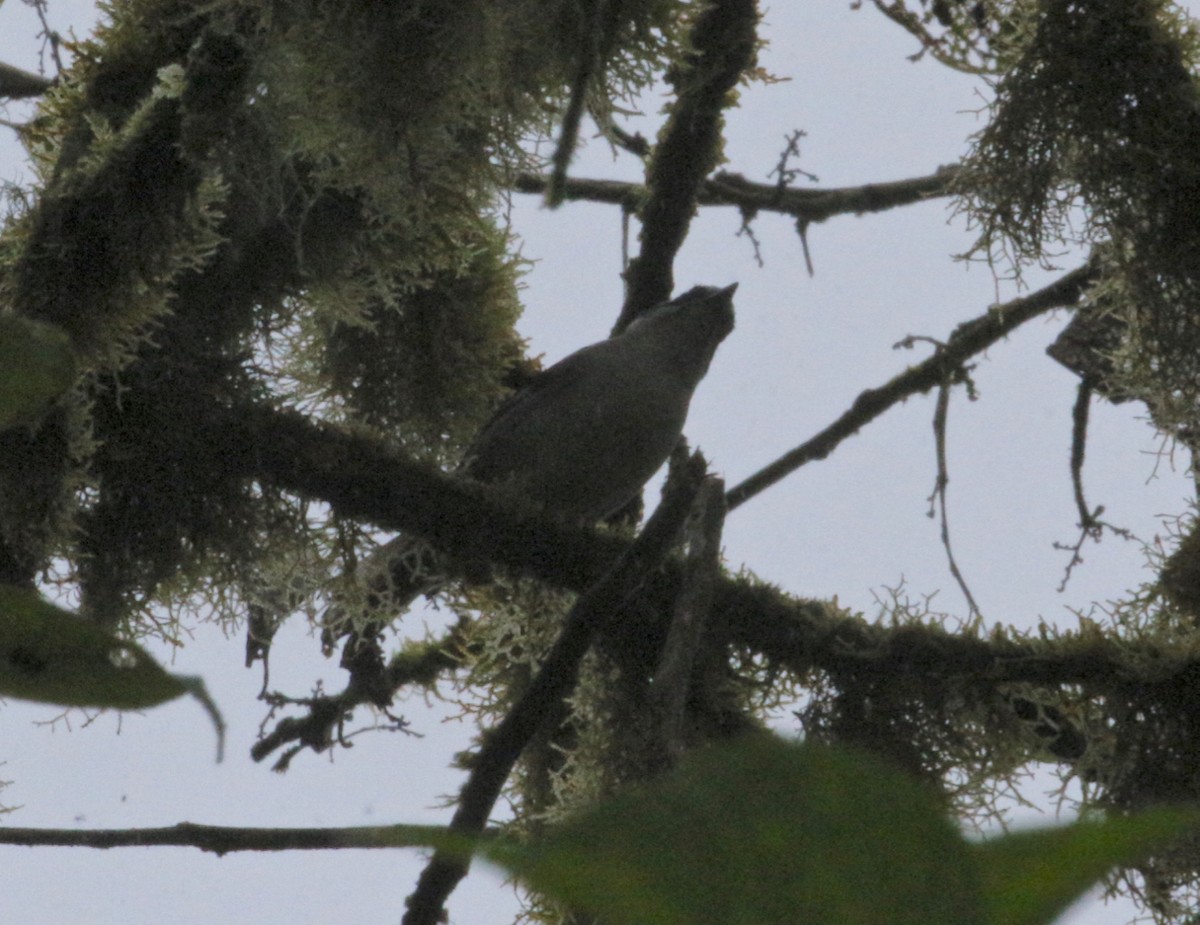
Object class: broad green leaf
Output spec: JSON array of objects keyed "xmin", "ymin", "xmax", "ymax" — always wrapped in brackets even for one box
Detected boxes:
[
  {"xmin": 974, "ymin": 807, "xmax": 1200, "ymax": 925},
  {"xmin": 0, "ymin": 315, "xmax": 75, "ymax": 431},
  {"xmin": 0, "ymin": 583, "xmax": 192, "ymax": 709},
  {"xmin": 487, "ymin": 735, "xmax": 984, "ymax": 925}
]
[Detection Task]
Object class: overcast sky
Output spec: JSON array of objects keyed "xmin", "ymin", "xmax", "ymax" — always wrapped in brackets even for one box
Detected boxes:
[{"xmin": 1, "ymin": 2, "xmax": 1194, "ymax": 923}]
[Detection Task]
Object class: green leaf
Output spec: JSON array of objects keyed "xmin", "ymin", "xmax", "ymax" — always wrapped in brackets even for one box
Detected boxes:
[
  {"xmin": 0, "ymin": 315, "xmax": 75, "ymax": 431},
  {"xmin": 0, "ymin": 583, "xmax": 190, "ymax": 709},
  {"xmin": 975, "ymin": 806, "xmax": 1200, "ymax": 925},
  {"xmin": 487, "ymin": 735, "xmax": 984, "ymax": 925}
]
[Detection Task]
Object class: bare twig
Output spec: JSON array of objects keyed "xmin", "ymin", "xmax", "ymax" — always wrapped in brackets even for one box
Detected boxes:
[
  {"xmin": 28, "ymin": 0, "xmax": 65, "ymax": 74},
  {"xmin": 770, "ymin": 129, "xmax": 819, "ymax": 188},
  {"xmin": 1053, "ymin": 383, "xmax": 1134, "ymax": 590},
  {"xmin": 796, "ymin": 218, "xmax": 815, "ymax": 276},
  {"xmin": 736, "ymin": 209, "xmax": 766, "ymax": 268},
  {"xmin": 1069, "ymin": 382, "xmax": 1099, "ymax": 533},
  {"xmin": 725, "ymin": 261, "xmax": 1098, "ymax": 511},
  {"xmin": 927, "ymin": 383, "xmax": 983, "ymax": 618}
]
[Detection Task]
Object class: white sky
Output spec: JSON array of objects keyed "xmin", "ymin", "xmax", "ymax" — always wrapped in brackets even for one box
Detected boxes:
[{"xmin": 0, "ymin": 2, "xmax": 1193, "ymax": 923}]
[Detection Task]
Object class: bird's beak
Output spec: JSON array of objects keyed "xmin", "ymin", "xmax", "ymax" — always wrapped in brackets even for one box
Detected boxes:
[{"xmin": 720, "ymin": 283, "xmax": 739, "ymax": 297}]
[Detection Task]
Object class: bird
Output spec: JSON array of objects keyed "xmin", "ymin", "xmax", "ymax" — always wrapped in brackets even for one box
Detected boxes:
[{"xmin": 327, "ymin": 283, "xmax": 738, "ymax": 640}]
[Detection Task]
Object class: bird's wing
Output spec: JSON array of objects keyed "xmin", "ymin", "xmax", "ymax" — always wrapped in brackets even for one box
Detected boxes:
[{"xmin": 461, "ymin": 344, "xmax": 601, "ymax": 479}]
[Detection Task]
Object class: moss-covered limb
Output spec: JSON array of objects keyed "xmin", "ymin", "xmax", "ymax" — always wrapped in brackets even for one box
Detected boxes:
[
  {"xmin": 246, "ymin": 455, "xmax": 700, "ymax": 772},
  {"xmin": 210, "ymin": 402, "xmax": 1187, "ymax": 695},
  {"xmin": 618, "ymin": 0, "xmax": 759, "ymax": 328},
  {"xmin": 1, "ymin": 0, "xmax": 700, "ymax": 624},
  {"xmin": 4, "ymin": 6, "xmax": 531, "ymax": 618},
  {"xmin": 231, "ymin": 404, "xmax": 630, "ymax": 592},
  {"xmin": 514, "ymin": 163, "xmax": 961, "ymax": 223},
  {"xmin": 230, "ymin": 400, "xmax": 1200, "ymax": 815},
  {"xmin": 71, "ymin": 170, "xmax": 374, "ymax": 623}
]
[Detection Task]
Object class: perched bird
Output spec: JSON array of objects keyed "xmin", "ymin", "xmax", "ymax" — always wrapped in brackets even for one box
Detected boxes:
[{"xmin": 331, "ymin": 283, "xmax": 738, "ymax": 635}]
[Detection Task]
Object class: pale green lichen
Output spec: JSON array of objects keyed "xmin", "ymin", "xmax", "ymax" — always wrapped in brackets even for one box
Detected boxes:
[
  {"xmin": 869, "ymin": 0, "xmax": 1040, "ymax": 74},
  {"xmin": 961, "ymin": 0, "xmax": 1200, "ymax": 448},
  {"xmin": 0, "ymin": 0, "xmax": 697, "ymax": 634}
]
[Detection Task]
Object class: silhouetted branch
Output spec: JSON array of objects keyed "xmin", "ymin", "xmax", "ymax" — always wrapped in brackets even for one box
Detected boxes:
[
  {"xmin": 616, "ymin": 0, "xmax": 759, "ymax": 328},
  {"xmin": 252, "ymin": 618, "xmax": 470, "ymax": 767},
  {"xmin": 1053, "ymin": 383, "xmax": 1134, "ymax": 591},
  {"xmin": 513, "ymin": 164, "xmax": 960, "ymax": 227},
  {"xmin": 725, "ymin": 261, "xmax": 1099, "ymax": 511},
  {"xmin": 401, "ymin": 452, "xmax": 708, "ymax": 925},
  {"xmin": 0, "ymin": 822, "xmax": 453, "ymax": 853},
  {"xmin": 647, "ymin": 474, "xmax": 727, "ymax": 769},
  {"xmin": 218, "ymin": 394, "xmax": 1147, "ymax": 692},
  {"xmin": 0, "ymin": 60, "xmax": 53, "ymax": 100}
]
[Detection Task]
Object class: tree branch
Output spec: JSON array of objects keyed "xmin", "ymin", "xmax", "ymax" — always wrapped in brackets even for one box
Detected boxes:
[
  {"xmin": 401, "ymin": 451, "xmax": 709, "ymax": 925},
  {"xmin": 218, "ymin": 390, "xmax": 1132, "ymax": 694},
  {"xmin": 724, "ymin": 261, "xmax": 1099, "ymax": 511},
  {"xmin": 0, "ymin": 821, "xmax": 455, "ymax": 853},
  {"xmin": 617, "ymin": 0, "xmax": 759, "ymax": 327},
  {"xmin": 646, "ymin": 474, "xmax": 727, "ymax": 770},
  {"xmin": 226, "ymin": 396, "xmax": 1200, "ymax": 797},
  {"xmin": 251, "ymin": 619, "xmax": 470, "ymax": 768},
  {"xmin": 512, "ymin": 165, "xmax": 960, "ymax": 225},
  {"xmin": 204, "ymin": 378, "xmax": 1161, "ymax": 700},
  {"xmin": 0, "ymin": 60, "xmax": 54, "ymax": 100}
]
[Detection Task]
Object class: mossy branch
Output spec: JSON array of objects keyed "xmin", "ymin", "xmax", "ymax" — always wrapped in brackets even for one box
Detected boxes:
[
  {"xmin": 216, "ymin": 400, "xmax": 1188, "ymax": 694},
  {"xmin": 618, "ymin": 0, "xmax": 759, "ymax": 328},
  {"xmin": 514, "ymin": 164, "xmax": 960, "ymax": 224}
]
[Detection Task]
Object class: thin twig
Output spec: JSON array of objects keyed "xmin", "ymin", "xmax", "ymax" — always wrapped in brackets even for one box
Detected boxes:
[
  {"xmin": 927, "ymin": 383, "xmax": 982, "ymax": 618},
  {"xmin": 252, "ymin": 620, "xmax": 467, "ymax": 767},
  {"xmin": 1069, "ymin": 382, "xmax": 1098, "ymax": 532},
  {"xmin": 1053, "ymin": 383, "xmax": 1134, "ymax": 590},
  {"xmin": 725, "ymin": 261, "xmax": 1098, "ymax": 511},
  {"xmin": 28, "ymin": 0, "xmax": 65, "ymax": 74}
]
